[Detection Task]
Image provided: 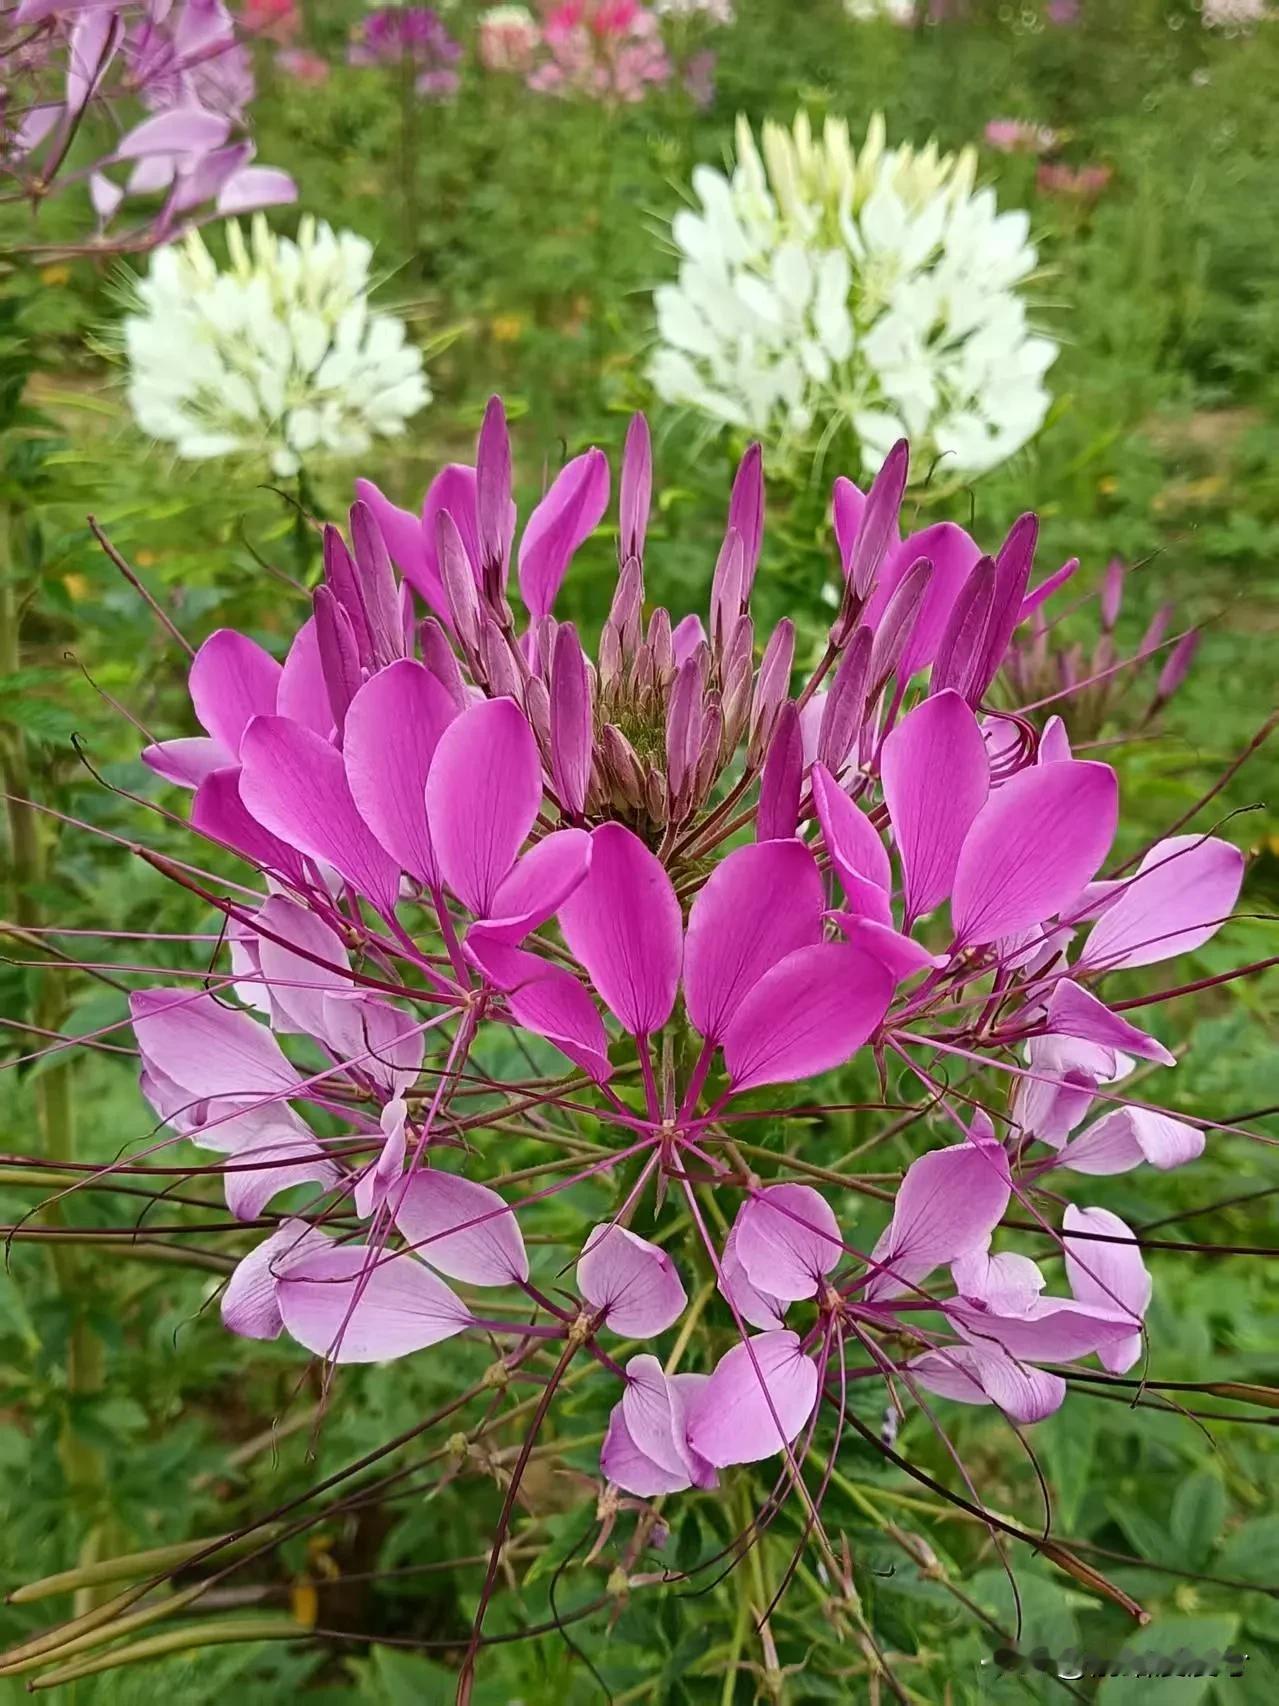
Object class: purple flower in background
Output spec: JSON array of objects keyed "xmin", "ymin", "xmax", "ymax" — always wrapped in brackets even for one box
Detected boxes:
[
  {"xmin": 1046, "ymin": 0, "xmax": 1079, "ymax": 22},
  {"xmin": 349, "ymin": 7, "xmax": 463, "ymax": 100}
]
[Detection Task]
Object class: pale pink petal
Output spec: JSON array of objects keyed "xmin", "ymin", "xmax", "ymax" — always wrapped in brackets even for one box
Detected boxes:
[
  {"xmin": 671, "ymin": 613, "xmax": 706, "ymax": 666},
  {"xmin": 685, "ymin": 1331, "xmax": 818, "ymax": 1467},
  {"xmin": 116, "ymin": 106, "xmax": 231, "ymax": 159},
  {"xmin": 718, "ymin": 1224, "xmax": 789, "ymax": 1330},
  {"xmin": 909, "ymin": 1345, "xmax": 1066, "ymax": 1423},
  {"xmin": 577, "ymin": 1224, "xmax": 687, "ymax": 1337},
  {"xmin": 277, "ymin": 1245, "xmax": 472, "ymax": 1363},
  {"xmin": 254, "ymin": 895, "xmax": 351, "ymax": 1041},
  {"xmin": 224, "ymin": 1129, "xmax": 338, "ymax": 1222},
  {"xmin": 864, "ymin": 1140, "xmax": 1010, "ymax": 1301},
  {"xmin": 951, "ymin": 1249, "xmax": 1045, "ymax": 1315},
  {"xmin": 130, "ymin": 988, "xmax": 299, "ymax": 1101},
  {"xmin": 221, "ymin": 1219, "xmax": 332, "ymax": 1340},
  {"xmin": 465, "ymin": 938, "xmax": 612, "ymax": 1082},
  {"xmin": 354, "ymin": 1098, "xmax": 408, "ymax": 1220},
  {"xmin": 143, "ymin": 735, "xmax": 229, "ymax": 789},
  {"xmin": 1079, "ymin": 835, "xmax": 1244, "ymax": 971},
  {"xmin": 881, "ymin": 691, "xmax": 989, "ymax": 924},
  {"xmin": 394, "ymin": 1170, "xmax": 529, "ymax": 1286},
  {"xmin": 734, "ymin": 1185, "xmax": 843, "ymax": 1302},
  {"xmin": 558, "ymin": 823, "xmax": 682, "ymax": 1037},
  {"xmin": 1044, "ymin": 979, "xmax": 1175, "ymax": 1067},
  {"xmin": 722, "ymin": 943, "xmax": 892, "ymax": 1093},
  {"xmin": 424, "ymin": 697, "xmax": 542, "ymax": 916},
  {"xmin": 620, "ymin": 1355, "xmax": 694, "ymax": 1478},
  {"xmin": 683, "ymin": 840, "xmax": 825, "ymax": 1043},
  {"xmin": 1013, "ymin": 1038, "xmax": 1099, "ymax": 1146},
  {"xmin": 320, "ymin": 994, "xmax": 423, "ymax": 1095},
  {"xmin": 950, "ymin": 1294, "xmax": 1136, "ymax": 1364},
  {"xmin": 1056, "ymin": 1108, "xmax": 1204, "ymax": 1175},
  {"xmin": 601, "ymin": 1401, "xmax": 690, "ymax": 1496},
  {"xmin": 951, "ymin": 761, "xmax": 1118, "ymax": 947},
  {"xmin": 810, "ymin": 763, "xmax": 892, "ymax": 923},
  {"xmin": 1063, "ymin": 1205, "xmax": 1150, "ymax": 1374},
  {"xmin": 517, "ymin": 449, "xmax": 610, "ymax": 620},
  {"xmin": 344, "ymin": 660, "xmax": 457, "ymax": 886},
  {"xmin": 239, "ymin": 717, "xmax": 402, "ymax": 915},
  {"xmin": 216, "ymin": 165, "xmax": 297, "ymax": 215},
  {"xmin": 474, "ymin": 827, "xmax": 592, "ymax": 944}
]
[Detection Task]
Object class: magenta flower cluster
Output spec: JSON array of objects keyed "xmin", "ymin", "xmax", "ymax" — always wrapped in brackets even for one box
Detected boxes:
[
  {"xmin": 1, "ymin": 0, "xmax": 295, "ymax": 253},
  {"xmin": 132, "ymin": 402, "xmax": 1241, "ymax": 1496},
  {"xmin": 348, "ymin": 7, "xmax": 463, "ymax": 102}
]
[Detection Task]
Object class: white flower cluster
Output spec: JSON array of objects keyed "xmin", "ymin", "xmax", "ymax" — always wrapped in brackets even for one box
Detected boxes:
[
  {"xmin": 844, "ymin": 0, "xmax": 916, "ymax": 21},
  {"xmin": 1201, "ymin": 0, "xmax": 1268, "ymax": 29},
  {"xmin": 654, "ymin": 0, "xmax": 736, "ymax": 21},
  {"xmin": 650, "ymin": 113, "xmax": 1056, "ymax": 478},
  {"xmin": 124, "ymin": 216, "xmax": 430, "ymax": 476}
]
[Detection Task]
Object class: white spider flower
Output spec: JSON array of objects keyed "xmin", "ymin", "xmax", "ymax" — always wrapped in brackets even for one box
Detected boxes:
[
  {"xmin": 649, "ymin": 112, "xmax": 1056, "ymax": 479},
  {"xmin": 124, "ymin": 215, "xmax": 431, "ymax": 477}
]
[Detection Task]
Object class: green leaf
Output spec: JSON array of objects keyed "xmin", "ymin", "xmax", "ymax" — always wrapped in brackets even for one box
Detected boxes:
[
  {"xmin": 1097, "ymin": 1615, "xmax": 1240, "ymax": 1706},
  {"xmin": 1216, "ymin": 1517, "xmax": 1279, "ymax": 1585},
  {"xmin": 1171, "ymin": 1473, "xmax": 1228, "ymax": 1568}
]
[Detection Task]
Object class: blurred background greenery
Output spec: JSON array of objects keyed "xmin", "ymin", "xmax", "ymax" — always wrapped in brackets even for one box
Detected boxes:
[{"xmin": 2, "ymin": 1, "xmax": 1277, "ymax": 1701}]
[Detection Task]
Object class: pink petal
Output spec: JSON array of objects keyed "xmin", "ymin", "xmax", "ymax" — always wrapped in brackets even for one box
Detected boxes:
[
  {"xmin": 394, "ymin": 1170, "xmax": 529, "ymax": 1286},
  {"xmin": 423, "ymin": 464, "xmax": 481, "ymax": 591},
  {"xmin": 320, "ymin": 994, "xmax": 424, "ymax": 1095},
  {"xmin": 909, "ymin": 1345, "xmax": 1066, "ymax": 1423},
  {"xmin": 117, "ymin": 106, "xmax": 231, "ymax": 159},
  {"xmin": 216, "ymin": 164, "xmax": 297, "ymax": 215},
  {"xmin": 1057, "ymin": 1107, "xmax": 1204, "ymax": 1175},
  {"xmin": 343, "ymin": 660, "xmax": 457, "ymax": 887},
  {"xmin": 685, "ymin": 1331, "xmax": 818, "ymax": 1467},
  {"xmin": 619, "ymin": 414, "xmax": 653, "ymax": 562},
  {"xmin": 620, "ymin": 1355, "xmax": 696, "ymax": 1479},
  {"xmin": 865, "ymin": 1140, "xmax": 1011, "ymax": 1301},
  {"xmin": 881, "ymin": 691, "xmax": 989, "ymax": 925},
  {"xmin": 465, "ymin": 938, "xmax": 612, "ymax": 1082},
  {"xmin": 683, "ymin": 840, "xmax": 825, "ymax": 1043},
  {"xmin": 601, "ymin": 1401, "xmax": 691, "ymax": 1496},
  {"xmin": 1079, "ymin": 835, "xmax": 1244, "ymax": 971},
  {"xmin": 144, "ymin": 735, "xmax": 230, "ymax": 790},
  {"xmin": 354, "ymin": 1099, "xmax": 408, "ymax": 1220},
  {"xmin": 424, "ymin": 697, "xmax": 542, "ymax": 916},
  {"xmin": 253, "ymin": 895, "xmax": 352, "ymax": 1041},
  {"xmin": 722, "ymin": 943, "xmax": 892, "ymax": 1093},
  {"xmin": 810, "ymin": 763, "xmax": 892, "ymax": 922},
  {"xmin": 1044, "ymin": 979, "xmax": 1175, "ymax": 1067},
  {"xmin": 718, "ymin": 1224, "xmax": 789, "ymax": 1330},
  {"xmin": 191, "ymin": 766, "xmax": 307, "ymax": 883},
  {"xmin": 951, "ymin": 761, "xmax": 1118, "ymax": 947},
  {"xmin": 276, "ymin": 618, "xmax": 333, "ymax": 738},
  {"xmin": 1013, "ymin": 1038, "xmax": 1100, "ymax": 1146},
  {"xmin": 130, "ymin": 988, "xmax": 299, "ymax": 1101},
  {"xmin": 828, "ymin": 914, "xmax": 945, "ymax": 983},
  {"xmin": 577, "ymin": 1224, "xmax": 687, "ymax": 1337},
  {"xmin": 354, "ymin": 478, "xmax": 442, "ymax": 617},
  {"xmin": 950, "ymin": 1294, "xmax": 1136, "ymax": 1364},
  {"xmin": 224, "ymin": 1128, "xmax": 338, "ymax": 1222},
  {"xmin": 277, "ymin": 1245, "xmax": 472, "ymax": 1363},
  {"xmin": 221, "ymin": 1219, "xmax": 332, "ymax": 1340},
  {"xmin": 558, "ymin": 823, "xmax": 682, "ymax": 1037},
  {"xmin": 672, "ymin": 613, "xmax": 707, "ymax": 666},
  {"xmin": 865, "ymin": 522, "xmax": 981, "ymax": 676},
  {"xmin": 1039, "ymin": 715, "xmax": 1072, "ymax": 763},
  {"xmin": 1063, "ymin": 1205, "xmax": 1150, "ymax": 1374},
  {"xmin": 517, "ymin": 448, "xmax": 610, "ymax": 620},
  {"xmin": 734, "ymin": 1185, "xmax": 842, "ymax": 1302},
  {"xmin": 951, "ymin": 1249, "xmax": 1046, "ymax": 1315},
  {"xmin": 239, "ymin": 717, "xmax": 402, "ymax": 915},
  {"xmin": 188, "ymin": 629, "xmax": 281, "ymax": 756},
  {"xmin": 832, "ymin": 475, "xmax": 866, "ymax": 577},
  {"xmin": 474, "ymin": 827, "xmax": 592, "ymax": 944}
]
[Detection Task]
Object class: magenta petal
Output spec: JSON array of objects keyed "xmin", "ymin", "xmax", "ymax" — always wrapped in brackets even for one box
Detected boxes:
[
  {"xmin": 465, "ymin": 937, "xmax": 612, "ymax": 1082},
  {"xmin": 354, "ymin": 477, "xmax": 444, "ymax": 617},
  {"xmin": 517, "ymin": 448, "xmax": 610, "ymax": 620},
  {"xmin": 1063, "ymin": 1205, "xmax": 1150, "ymax": 1374},
  {"xmin": 558, "ymin": 823, "xmax": 682, "ymax": 1037},
  {"xmin": 810, "ymin": 763, "xmax": 892, "ymax": 921},
  {"xmin": 221, "ymin": 1219, "xmax": 332, "ymax": 1340},
  {"xmin": 424, "ymin": 697, "xmax": 541, "ymax": 916},
  {"xmin": 130, "ymin": 988, "xmax": 300, "ymax": 1101},
  {"xmin": 239, "ymin": 717, "xmax": 402, "ymax": 915},
  {"xmin": 909, "ymin": 1345, "xmax": 1066, "ymax": 1423},
  {"xmin": 254, "ymin": 895, "xmax": 352, "ymax": 1039},
  {"xmin": 881, "ymin": 691, "xmax": 989, "ymax": 924},
  {"xmin": 683, "ymin": 840, "xmax": 824, "ymax": 1043},
  {"xmin": 277, "ymin": 1245, "xmax": 472, "ymax": 1363},
  {"xmin": 722, "ymin": 942, "xmax": 892, "ymax": 1093},
  {"xmin": 832, "ymin": 475, "xmax": 866, "ymax": 577},
  {"xmin": 865, "ymin": 522, "xmax": 981, "ymax": 675},
  {"xmin": 1079, "ymin": 834, "xmax": 1244, "ymax": 971},
  {"xmin": 188, "ymin": 629, "xmax": 281, "ymax": 756},
  {"xmin": 476, "ymin": 828, "xmax": 592, "ymax": 944},
  {"xmin": 422, "ymin": 463, "xmax": 481, "ymax": 587},
  {"xmin": 672, "ymin": 613, "xmax": 707, "ymax": 666},
  {"xmin": 394, "ymin": 1170, "xmax": 529, "ymax": 1286},
  {"xmin": 734, "ymin": 1184, "xmax": 842, "ymax": 1302},
  {"xmin": 828, "ymin": 914, "xmax": 945, "ymax": 983},
  {"xmin": 951, "ymin": 761, "xmax": 1118, "ymax": 947},
  {"xmin": 685, "ymin": 1331, "xmax": 818, "ymax": 1467},
  {"xmin": 192, "ymin": 766, "xmax": 307, "ymax": 883},
  {"xmin": 577, "ymin": 1224, "xmax": 687, "ymax": 1337},
  {"xmin": 1057, "ymin": 1107, "xmax": 1204, "ymax": 1175},
  {"xmin": 865, "ymin": 1140, "xmax": 1011, "ymax": 1301},
  {"xmin": 718, "ymin": 1223, "xmax": 789, "ymax": 1330},
  {"xmin": 1044, "ymin": 979, "xmax": 1175, "ymax": 1067},
  {"xmin": 343, "ymin": 660, "xmax": 457, "ymax": 886},
  {"xmin": 354, "ymin": 1098, "xmax": 408, "ymax": 1220},
  {"xmin": 144, "ymin": 735, "xmax": 230, "ymax": 790},
  {"xmin": 276, "ymin": 618, "xmax": 332, "ymax": 738}
]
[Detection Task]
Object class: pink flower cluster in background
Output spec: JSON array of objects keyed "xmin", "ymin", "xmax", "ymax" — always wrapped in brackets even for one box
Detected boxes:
[
  {"xmin": 1, "ymin": 0, "xmax": 295, "ymax": 254},
  {"xmin": 117, "ymin": 400, "xmax": 1244, "ymax": 1507},
  {"xmin": 348, "ymin": 6, "xmax": 463, "ymax": 101}
]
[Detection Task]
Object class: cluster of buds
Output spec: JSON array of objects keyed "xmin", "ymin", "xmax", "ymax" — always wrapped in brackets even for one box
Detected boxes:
[
  {"xmin": 1, "ymin": 0, "xmax": 295, "ymax": 257},
  {"xmin": 30, "ymin": 401, "xmax": 1252, "ymax": 1685}
]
